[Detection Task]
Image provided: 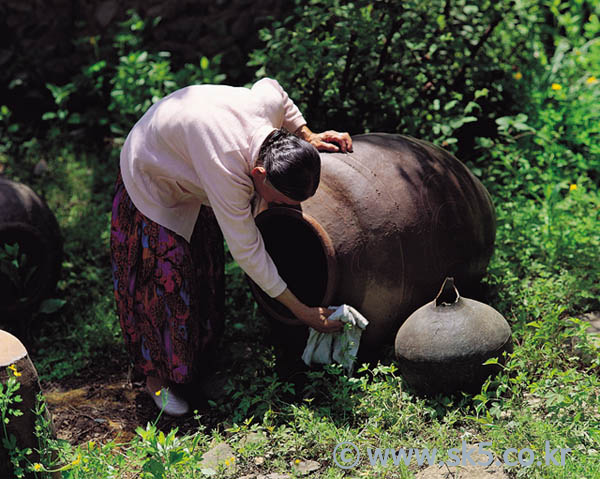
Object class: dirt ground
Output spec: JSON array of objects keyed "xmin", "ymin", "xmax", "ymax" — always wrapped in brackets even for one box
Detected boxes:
[
  {"xmin": 41, "ymin": 358, "xmax": 222, "ymax": 446},
  {"xmin": 37, "ymin": 318, "xmax": 312, "ymax": 447}
]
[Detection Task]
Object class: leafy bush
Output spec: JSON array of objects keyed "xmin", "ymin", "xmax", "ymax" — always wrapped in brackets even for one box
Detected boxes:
[
  {"xmin": 42, "ymin": 11, "xmax": 225, "ymax": 142},
  {"xmin": 249, "ymin": 0, "xmax": 541, "ymax": 147}
]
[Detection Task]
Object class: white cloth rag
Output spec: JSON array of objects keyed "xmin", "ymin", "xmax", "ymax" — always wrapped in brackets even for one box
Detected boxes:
[{"xmin": 301, "ymin": 304, "xmax": 369, "ymax": 375}]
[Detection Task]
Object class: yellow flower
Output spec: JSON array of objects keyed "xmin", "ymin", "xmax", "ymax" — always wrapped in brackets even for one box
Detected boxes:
[
  {"xmin": 513, "ymin": 72, "xmax": 523, "ymax": 80},
  {"xmin": 155, "ymin": 389, "xmax": 162, "ymax": 396},
  {"xmin": 586, "ymin": 76, "xmax": 597, "ymax": 85},
  {"xmin": 88, "ymin": 440, "xmax": 95, "ymax": 449},
  {"xmin": 295, "ymin": 459, "xmax": 301, "ymax": 465},
  {"xmin": 230, "ymin": 456, "xmax": 235, "ymax": 462},
  {"xmin": 569, "ymin": 184, "xmax": 577, "ymax": 191},
  {"xmin": 72, "ymin": 454, "xmax": 82, "ymax": 466},
  {"xmin": 8, "ymin": 364, "xmax": 21, "ymax": 377},
  {"xmin": 551, "ymin": 83, "xmax": 562, "ymax": 90},
  {"xmin": 32, "ymin": 463, "xmax": 43, "ymax": 472}
]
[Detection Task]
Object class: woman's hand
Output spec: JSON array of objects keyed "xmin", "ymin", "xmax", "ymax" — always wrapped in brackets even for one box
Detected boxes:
[
  {"xmin": 275, "ymin": 288, "xmax": 343, "ymax": 333},
  {"xmin": 296, "ymin": 306, "xmax": 343, "ymax": 333},
  {"xmin": 295, "ymin": 125, "xmax": 353, "ymax": 153}
]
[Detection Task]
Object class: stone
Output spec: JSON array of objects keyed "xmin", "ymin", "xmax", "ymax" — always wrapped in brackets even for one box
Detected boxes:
[
  {"xmin": 250, "ymin": 474, "xmax": 291, "ymax": 479},
  {"xmin": 201, "ymin": 442, "xmax": 237, "ymax": 475},
  {"xmin": 290, "ymin": 459, "xmax": 321, "ymax": 475},
  {"xmin": 415, "ymin": 446, "xmax": 508, "ymax": 479},
  {"xmin": 582, "ymin": 311, "xmax": 600, "ymax": 337},
  {"xmin": 95, "ymin": 0, "xmax": 118, "ymax": 28},
  {"xmin": 239, "ymin": 431, "xmax": 268, "ymax": 448},
  {"xmin": 34, "ymin": 159, "xmax": 49, "ymax": 175}
]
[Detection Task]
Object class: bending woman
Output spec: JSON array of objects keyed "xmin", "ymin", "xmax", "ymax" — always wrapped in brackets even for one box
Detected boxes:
[{"xmin": 110, "ymin": 78, "xmax": 352, "ymax": 416}]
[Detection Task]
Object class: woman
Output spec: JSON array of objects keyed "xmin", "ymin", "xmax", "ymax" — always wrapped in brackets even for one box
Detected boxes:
[{"xmin": 110, "ymin": 78, "xmax": 352, "ymax": 415}]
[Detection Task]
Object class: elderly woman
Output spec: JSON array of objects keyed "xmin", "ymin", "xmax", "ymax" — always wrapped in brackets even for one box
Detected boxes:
[{"xmin": 110, "ymin": 78, "xmax": 352, "ymax": 415}]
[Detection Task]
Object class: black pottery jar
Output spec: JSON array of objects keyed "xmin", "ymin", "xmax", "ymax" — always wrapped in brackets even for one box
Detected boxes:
[
  {"xmin": 0, "ymin": 177, "xmax": 62, "ymax": 319},
  {"xmin": 394, "ymin": 277, "xmax": 512, "ymax": 395},
  {"xmin": 248, "ymin": 134, "xmax": 496, "ymax": 356}
]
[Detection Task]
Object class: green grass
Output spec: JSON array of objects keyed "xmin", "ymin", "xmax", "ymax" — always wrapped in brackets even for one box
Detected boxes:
[
  {"xmin": 1, "ymin": 113, "xmax": 598, "ymax": 478},
  {"xmin": 0, "ymin": 143, "xmax": 125, "ymax": 381}
]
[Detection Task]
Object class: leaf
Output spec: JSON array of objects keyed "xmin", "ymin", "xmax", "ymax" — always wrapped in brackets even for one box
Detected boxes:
[
  {"xmin": 42, "ymin": 112, "xmax": 57, "ymax": 120},
  {"xmin": 136, "ymin": 51, "xmax": 148, "ymax": 63},
  {"xmin": 436, "ymin": 15, "xmax": 446, "ymax": 30},
  {"xmin": 169, "ymin": 450, "xmax": 185, "ymax": 465},
  {"xmin": 444, "ymin": 100, "xmax": 458, "ymax": 111},
  {"xmin": 38, "ymin": 299, "xmax": 66, "ymax": 314},
  {"xmin": 475, "ymin": 88, "xmax": 489, "ymax": 99},
  {"xmin": 142, "ymin": 458, "xmax": 165, "ymax": 478}
]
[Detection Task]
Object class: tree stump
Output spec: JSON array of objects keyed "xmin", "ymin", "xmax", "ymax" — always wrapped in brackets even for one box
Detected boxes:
[{"xmin": 0, "ymin": 329, "xmax": 57, "ymax": 478}]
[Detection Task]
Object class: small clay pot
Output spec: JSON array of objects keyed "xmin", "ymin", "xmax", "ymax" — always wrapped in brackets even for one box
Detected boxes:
[{"xmin": 394, "ymin": 277, "xmax": 512, "ymax": 395}]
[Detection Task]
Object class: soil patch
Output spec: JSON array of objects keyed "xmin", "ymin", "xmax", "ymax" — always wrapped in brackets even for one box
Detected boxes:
[{"xmin": 41, "ymin": 363, "xmax": 217, "ymax": 446}]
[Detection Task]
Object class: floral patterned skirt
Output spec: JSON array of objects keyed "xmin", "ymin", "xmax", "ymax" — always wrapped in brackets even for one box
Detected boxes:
[{"xmin": 110, "ymin": 172, "xmax": 224, "ymax": 384}]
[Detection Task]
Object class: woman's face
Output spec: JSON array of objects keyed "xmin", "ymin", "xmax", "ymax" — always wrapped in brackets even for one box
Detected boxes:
[{"xmin": 251, "ymin": 167, "xmax": 303, "ymax": 206}]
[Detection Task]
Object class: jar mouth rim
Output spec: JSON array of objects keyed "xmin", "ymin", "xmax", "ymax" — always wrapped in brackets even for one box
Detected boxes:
[{"xmin": 249, "ymin": 206, "xmax": 338, "ymax": 325}]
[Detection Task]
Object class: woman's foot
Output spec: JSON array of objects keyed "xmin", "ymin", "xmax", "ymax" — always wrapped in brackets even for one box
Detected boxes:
[{"xmin": 146, "ymin": 376, "xmax": 190, "ymax": 417}]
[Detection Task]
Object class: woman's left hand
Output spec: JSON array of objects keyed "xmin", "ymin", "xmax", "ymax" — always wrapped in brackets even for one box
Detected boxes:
[{"xmin": 296, "ymin": 126, "xmax": 353, "ymax": 153}]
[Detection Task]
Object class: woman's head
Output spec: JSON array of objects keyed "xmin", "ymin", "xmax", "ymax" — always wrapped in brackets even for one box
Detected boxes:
[{"xmin": 254, "ymin": 128, "xmax": 321, "ymax": 203}]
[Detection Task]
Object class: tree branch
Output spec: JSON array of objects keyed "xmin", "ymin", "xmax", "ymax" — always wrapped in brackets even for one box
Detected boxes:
[
  {"xmin": 339, "ymin": 30, "xmax": 357, "ymax": 104},
  {"xmin": 450, "ymin": 9, "xmax": 505, "ymax": 90}
]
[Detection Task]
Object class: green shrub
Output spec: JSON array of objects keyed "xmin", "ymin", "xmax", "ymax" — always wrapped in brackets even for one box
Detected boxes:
[
  {"xmin": 42, "ymin": 11, "xmax": 226, "ymax": 143},
  {"xmin": 249, "ymin": 0, "xmax": 541, "ymax": 147}
]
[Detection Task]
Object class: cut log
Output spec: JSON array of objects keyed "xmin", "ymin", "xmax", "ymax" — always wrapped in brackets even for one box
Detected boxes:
[{"xmin": 0, "ymin": 329, "xmax": 58, "ymax": 478}]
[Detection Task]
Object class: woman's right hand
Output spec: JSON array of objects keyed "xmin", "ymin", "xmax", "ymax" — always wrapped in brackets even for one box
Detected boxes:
[
  {"xmin": 296, "ymin": 306, "xmax": 343, "ymax": 333},
  {"xmin": 275, "ymin": 288, "xmax": 343, "ymax": 333}
]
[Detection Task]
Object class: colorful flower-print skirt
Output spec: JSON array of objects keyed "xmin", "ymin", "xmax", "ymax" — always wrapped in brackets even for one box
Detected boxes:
[{"xmin": 110, "ymin": 172, "xmax": 224, "ymax": 383}]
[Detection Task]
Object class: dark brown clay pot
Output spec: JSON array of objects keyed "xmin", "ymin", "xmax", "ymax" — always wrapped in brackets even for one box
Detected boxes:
[
  {"xmin": 394, "ymin": 277, "xmax": 512, "ymax": 395},
  {"xmin": 248, "ymin": 133, "xmax": 496, "ymax": 355},
  {"xmin": 0, "ymin": 177, "xmax": 62, "ymax": 318}
]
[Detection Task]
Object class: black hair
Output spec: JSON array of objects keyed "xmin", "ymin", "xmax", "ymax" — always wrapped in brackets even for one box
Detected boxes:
[{"xmin": 257, "ymin": 128, "xmax": 321, "ymax": 202}]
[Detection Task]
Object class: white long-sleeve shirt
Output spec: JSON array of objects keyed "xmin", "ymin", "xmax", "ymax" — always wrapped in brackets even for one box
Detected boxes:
[{"xmin": 120, "ymin": 78, "xmax": 307, "ymax": 298}]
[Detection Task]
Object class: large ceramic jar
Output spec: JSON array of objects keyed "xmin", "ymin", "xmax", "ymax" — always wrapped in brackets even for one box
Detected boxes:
[{"xmin": 248, "ymin": 133, "xmax": 496, "ymax": 352}]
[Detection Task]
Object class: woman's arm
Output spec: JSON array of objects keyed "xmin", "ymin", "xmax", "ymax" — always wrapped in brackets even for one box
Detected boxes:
[
  {"xmin": 275, "ymin": 288, "xmax": 343, "ymax": 333},
  {"xmin": 295, "ymin": 125, "xmax": 353, "ymax": 153}
]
